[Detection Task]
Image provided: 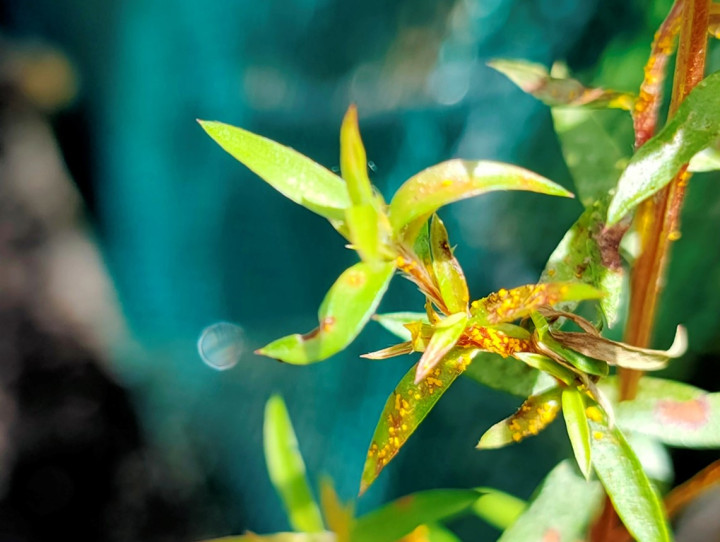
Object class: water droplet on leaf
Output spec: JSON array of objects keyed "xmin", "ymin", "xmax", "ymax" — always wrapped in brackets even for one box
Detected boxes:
[
  {"xmin": 368, "ymin": 160, "xmax": 377, "ymax": 172},
  {"xmin": 197, "ymin": 322, "xmax": 245, "ymax": 371}
]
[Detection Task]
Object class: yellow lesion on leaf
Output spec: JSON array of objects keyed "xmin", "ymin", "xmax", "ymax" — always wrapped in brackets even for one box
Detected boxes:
[
  {"xmin": 459, "ymin": 325, "xmax": 532, "ymax": 357},
  {"xmin": 506, "ymin": 394, "xmax": 561, "ymax": 442}
]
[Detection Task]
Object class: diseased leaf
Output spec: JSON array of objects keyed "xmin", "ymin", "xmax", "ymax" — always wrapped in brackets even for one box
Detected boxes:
[
  {"xmin": 513, "ymin": 353, "xmax": 576, "ymax": 386},
  {"xmin": 340, "ymin": 105, "xmax": 373, "ymax": 206},
  {"xmin": 430, "ymin": 214, "xmax": 469, "ymax": 314},
  {"xmin": 472, "ymin": 488, "xmax": 526, "ymax": 531},
  {"xmin": 489, "ymin": 59, "xmax": 634, "ymax": 110},
  {"xmin": 607, "ymin": 70, "xmax": 720, "ymax": 225},
  {"xmin": 373, "ymin": 312, "xmax": 429, "ymax": 341},
  {"xmin": 203, "ymin": 534, "xmax": 335, "ymax": 542},
  {"xmin": 464, "ymin": 351, "xmax": 544, "ymax": 398},
  {"xmin": 541, "ymin": 203, "xmax": 624, "ymax": 328},
  {"xmin": 264, "ymin": 396, "xmax": 325, "ymax": 533},
  {"xmin": 551, "ymin": 107, "xmax": 632, "ymax": 207},
  {"xmin": 612, "ymin": 377, "xmax": 720, "ymax": 448},
  {"xmin": 477, "ymin": 387, "xmax": 562, "ymax": 449},
  {"xmin": 589, "ymin": 418, "xmax": 671, "ymax": 542},
  {"xmin": 497, "ymin": 460, "xmax": 603, "ymax": 542},
  {"xmin": 389, "ymin": 159, "xmax": 573, "ymax": 232},
  {"xmin": 561, "ymin": 387, "xmax": 592, "ymax": 480},
  {"xmin": 351, "ymin": 489, "xmax": 480, "ymax": 542},
  {"xmin": 257, "ymin": 262, "xmax": 395, "ymax": 364},
  {"xmin": 199, "ymin": 120, "xmax": 350, "ymax": 221},
  {"xmin": 470, "ymin": 282, "xmax": 602, "ymax": 325},
  {"xmin": 360, "ymin": 349, "xmax": 478, "ymax": 494},
  {"xmin": 415, "ymin": 313, "xmax": 468, "ymax": 384}
]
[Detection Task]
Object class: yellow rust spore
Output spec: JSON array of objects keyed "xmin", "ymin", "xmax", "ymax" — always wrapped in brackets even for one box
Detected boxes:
[
  {"xmin": 506, "ymin": 394, "xmax": 561, "ymax": 442},
  {"xmin": 459, "ymin": 325, "xmax": 531, "ymax": 357},
  {"xmin": 593, "ymin": 431, "xmax": 604, "ymax": 441},
  {"xmin": 346, "ymin": 270, "xmax": 366, "ymax": 288}
]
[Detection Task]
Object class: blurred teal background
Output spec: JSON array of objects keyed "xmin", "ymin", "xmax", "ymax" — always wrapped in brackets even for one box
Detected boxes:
[{"xmin": 1, "ymin": 0, "xmax": 719, "ymax": 540}]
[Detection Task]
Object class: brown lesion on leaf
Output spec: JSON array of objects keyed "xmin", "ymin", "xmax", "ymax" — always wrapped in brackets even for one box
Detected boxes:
[
  {"xmin": 542, "ymin": 528, "xmax": 562, "ymax": 542},
  {"xmin": 656, "ymin": 395, "xmax": 710, "ymax": 428},
  {"xmin": 596, "ymin": 221, "xmax": 624, "ymax": 271},
  {"xmin": 459, "ymin": 325, "xmax": 532, "ymax": 357}
]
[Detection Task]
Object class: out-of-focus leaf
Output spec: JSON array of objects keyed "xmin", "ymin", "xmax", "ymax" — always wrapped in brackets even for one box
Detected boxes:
[
  {"xmin": 199, "ymin": 120, "xmax": 350, "ymax": 220},
  {"xmin": 420, "ymin": 524, "xmax": 462, "ymax": 542},
  {"xmin": 541, "ymin": 204, "xmax": 624, "ymax": 327},
  {"xmin": 203, "ymin": 534, "xmax": 335, "ymax": 542},
  {"xmin": 472, "ymin": 488, "xmax": 526, "ymax": 531},
  {"xmin": 689, "ymin": 141, "xmax": 720, "ymax": 172},
  {"xmin": 351, "ymin": 489, "xmax": 480, "ymax": 542},
  {"xmin": 612, "ymin": 377, "xmax": 720, "ymax": 448},
  {"xmin": 607, "ymin": 70, "xmax": 720, "ymax": 225},
  {"xmin": 464, "ymin": 351, "xmax": 543, "ymax": 397},
  {"xmin": 319, "ymin": 478, "xmax": 353, "ymax": 542},
  {"xmin": 389, "ymin": 159, "xmax": 573, "ymax": 232},
  {"xmin": 340, "ymin": 105, "xmax": 373, "ymax": 206},
  {"xmin": 626, "ymin": 433, "xmax": 674, "ymax": 486},
  {"xmin": 360, "ymin": 349, "xmax": 478, "ymax": 494},
  {"xmin": 589, "ymin": 418, "xmax": 670, "ymax": 542},
  {"xmin": 470, "ymin": 282, "xmax": 602, "ymax": 325},
  {"xmin": 415, "ymin": 313, "xmax": 468, "ymax": 384},
  {"xmin": 346, "ymin": 204, "xmax": 381, "ymax": 262},
  {"xmin": 477, "ymin": 388, "xmax": 562, "ymax": 449},
  {"xmin": 551, "ymin": 107, "xmax": 632, "ymax": 206},
  {"xmin": 264, "ymin": 396, "xmax": 325, "ymax": 533},
  {"xmin": 497, "ymin": 460, "xmax": 603, "ymax": 542},
  {"xmin": 561, "ymin": 387, "xmax": 592, "ymax": 479},
  {"xmin": 664, "ymin": 459, "xmax": 720, "ymax": 519},
  {"xmin": 429, "ymin": 214, "xmax": 468, "ymax": 314},
  {"xmin": 373, "ymin": 312, "xmax": 429, "ymax": 341},
  {"xmin": 257, "ymin": 262, "xmax": 395, "ymax": 364},
  {"xmin": 489, "ymin": 59, "xmax": 634, "ymax": 110}
]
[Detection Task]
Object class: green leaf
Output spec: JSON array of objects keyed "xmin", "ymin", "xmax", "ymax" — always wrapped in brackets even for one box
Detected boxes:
[
  {"xmin": 477, "ymin": 387, "xmax": 562, "ymax": 449},
  {"xmin": 497, "ymin": 460, "xmax": 603, "ymax": 542},
  {"xmin": 199, "ymin": 120, "xmax": 350, "ymax": 221},
  {"xmin": 489, "ymin": 59, "xmax": 635, "ymax": 110},
  {"xmin": 203, "ymin": 534, "xmax": 335, "ymax": 542},
  {"xmin": 340, "ymin": 105, "xmax": 374, "ymax": 206},
  {"xmin": 388, "ymin": 159, "xmax": 573, "ymax": 232},
  {"xmin": 430, "ymin": 214, "xmax": 469, "ymax": 314},
  {"xmin": 551, "ymin": 107, "xmax": 632, "ymax": 207},
  {"xmin": 360, "ymin": 348, "xmax": 478, "ymax": 494},
  {"xmin": 415, "ymin": 313, "xmax": 468, "ymax": 384},
  {"xmin": 257, "ymin": 262, "xmax": 395, "ymax": 364},
  {"xmin": 350, "ymin": 489, "xmax": 480, "ymax": 542},
  {"xmin": 422, "ymin": 524, "xmax": 462, "ymax": 542},
  {"xmin": 472, "ymin": 488, "xmax": 526, "ymax": 531},
  {"xmin": 470, "ymin": 282, "xmax": 602, "ymax": 325},
  {"xmin": 373, "ymin": 312, "xmax": 429, "ymax": 341},
  {"xmin": 512, "ymin": 353, "xmax": 576, "ymax": 386},
  {"xmin": 541, "ymin": 203, "xmax": 624, "ymax": 328},
  {"xmin": 346, "ymin": 204, "xmax": 381, "ymax": 262},
  {"xmin": 264, "ymin": 396, "xmax": 325, "ymax": 533},
  {"xmin": 463, "ymin": 352, "xmax": 543, "ymax": 398},
  {"xmin": 561, "ymin": 387, "xmax": 592, "ymax": 480},
  {"xmin": 319, "ymin": 477, "xmax": 353, "ymax": 542},
  {"xmin": 589, "ymin": 418, "xmax": 670, "ymax": 542},
  {"xmin": 613, "ymin": 377, "xmax": 720, "ymax": 448},
  {"xmin": 689, "ymin": 140, "xmax": 720, "ymax": 172},
  {"xmin": 607, "ymin": 70, "xmax": 720, "ymax": 225}
]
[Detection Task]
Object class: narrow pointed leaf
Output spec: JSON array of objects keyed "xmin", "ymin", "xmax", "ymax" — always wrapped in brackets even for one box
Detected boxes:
[
  {"xmin": 340, "ymin": 105, "xmax": 374, "ymax": 205},
  {"xmin": 589, "ymin": 418, "xmax": 671, "ymax": 542},
  {"xmin": 472, "ymin": 488, "xmax": 526, "ymax": 531},
  {"xmin": 613, "ymin": 377, "xmax": 720, "ymax": 447},
  {"xmin": 415, "ymin": 313, "xmax": 468, "ymax": 384},
  {"xmin": 373, "ymin": 312, "xmax": 428, "ymax": 341},
  {"xmin": 497, "ymin": 460, "xmax": 603, "ymax": 542},
  {"xmin": 360, "ymin": 348, "xmax": 479, "ymax": 494},
  {"xmin": 489, "ymin": 59, "xmax": 634, "ymax": 110},
  {"xmin": 258, "ymin": 262, "xmax": 395, "ymax": 364},
  {"xmin": 346, "ymin": 203, "xmax": 381, "ymax": 262},
  {"xmin": 430, "ymin": 214, "xmax": 469, "ymax": 314},
  {"xmin": 477, "ymin": 387, "xmax": 562, "ymax": 449},
  {"xmin": 203, "ymin": 534, "xmax": 336, "ymax": 542},
  {"xmin": 607, "ymin": 70, "xmax": 720, "ymax": 225},
  {"xmin": 389, "ymin": 159, "xmax": 573, "ymax": 232},
  {"xmin": 199, "ymin": 120, "xmax": 350, "ymax": 220},
  {"xmin": 470, "ymin": 282, "xmax": 602, "ymax": 325},
  {"xmin": 512, "ymin": 353, "xmax": 576, "ymax": 386},
  {"xmin": 361, "ymin": 341, "xmax": 414, "ymax": 360},
  {"xmin": 319, "ymin": 478, "xmax": 353, "ymax": 542},
  {"xmin": 351, "ymin": 489, "xmax": 480, "ymax": 542},
  {"xmin": 264, "ymin": 396, "xmax": 325, "ymax": 532},
  {"xmin": 541, "ymin": 204, "xmax": 624, "ymax": 327},
  {"xmin": 561, "ymin": 387, "xmax": 592, "ymax": 480}
]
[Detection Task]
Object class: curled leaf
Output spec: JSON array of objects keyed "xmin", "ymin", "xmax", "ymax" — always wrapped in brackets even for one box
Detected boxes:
[
  {"xmin": 477, "ymin": 387, "xmax": 562, "ymax": 449},
  {"xmin": 389, "ymin": 159, "xmax": 572, "ymax": 232},
  {"xmin": 257, "ymin": 262, "xmax": 395, "ymax": 364},
  {"xmin": 489, "ymin": 59, "xmax": 635, "ymax": 110},
  {"xmin": 430, "ymin": 214, "xmax": 469, "ymax": 314},
  {"xmin": 415, "ymin": 313, "xmax": 468, "ymax": 384},
  {"xmin": 607, "ymin": 70, "xmax": 720, "ymax": 225},
  {"xmin": 360, "ymin": 348, "xmax": 478, "ymax": 494},
  {"xmin": 199, "ymin": 120, "xmax": 350, "ymax": 221}
]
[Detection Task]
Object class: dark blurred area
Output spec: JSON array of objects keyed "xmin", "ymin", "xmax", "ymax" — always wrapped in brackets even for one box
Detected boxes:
[{"xmin": 0, "ymin": 0, "xmax": 717, "ymax": 541}]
